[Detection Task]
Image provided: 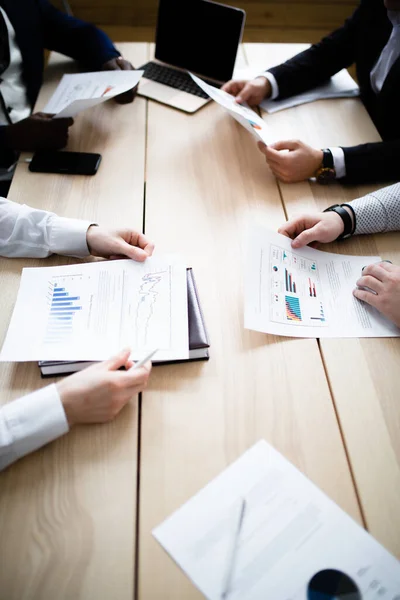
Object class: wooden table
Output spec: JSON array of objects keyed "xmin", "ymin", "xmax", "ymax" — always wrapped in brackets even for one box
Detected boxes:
[
  {"xmin": 0, "ymin": 43, "xmax": 398, "ymax": 600},
  {"xmin": 245, "ymin": 43, "xmax": 400, "ymax": 559}
]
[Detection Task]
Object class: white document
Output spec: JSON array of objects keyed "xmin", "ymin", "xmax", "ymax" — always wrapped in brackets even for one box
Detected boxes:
[
  {"xmin": 44, "ymin": 70, "xmax": 143, "ymax": 118},
  {"xmin": 190, "ymin": 73, "xmax": 272, "ymax": 145},
  {"xmin": 260, "ymin": 69, "xmax": 359, "ymax": 114},
  {"xmin": 0, "ymin": 257, "xmax": 188, "ymax": 362},
  {"xmin": 245, "ymin": 226, "xmax": 400, "ymax": 338},
  {"xmin": 154, "ymin": 440, "xmax": 400, "ymax": 600}
]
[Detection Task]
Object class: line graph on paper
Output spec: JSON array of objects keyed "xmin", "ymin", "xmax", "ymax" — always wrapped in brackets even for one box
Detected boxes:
[{"xmin": 120, "ymin": 267, "xmax": 173, "ymax": 352}]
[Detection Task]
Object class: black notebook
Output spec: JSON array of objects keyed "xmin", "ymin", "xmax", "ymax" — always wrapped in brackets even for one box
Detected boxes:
[{"xmin": 39, "ymin": 268, "xmax": 209, "ymax": 377}]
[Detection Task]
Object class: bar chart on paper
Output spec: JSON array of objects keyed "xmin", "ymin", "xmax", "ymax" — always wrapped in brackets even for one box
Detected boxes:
[
  {"xmin": 45, "ymin": 277, "xmax": 83, "ymax": 344},
  {"xmin": 270, "ymin": 245, "xmax": 328, "ymax": 328}
]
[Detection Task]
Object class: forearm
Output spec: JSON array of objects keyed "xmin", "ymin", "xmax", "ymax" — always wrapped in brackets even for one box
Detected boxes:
[
  {"xmin": 268, "ymin": 5, "xmax": 362, "ymax": 100},
  {"xmin": 0, "ymin": 384, "xmax": 69, "ymax": 471},
  {"xmin": 341, "ymin": 140, "xmax": 400, "ymax": 184},
  {"xmin": 349, "ymin": 183, "xmax": 400, "ymax": 235},
  {"xmin": 38, "ymin": 0, "xmax": 119, "ymax": 69},
  {"xmin": 0, "ymin": 199, "xmax": 93, "ymax": 258}
]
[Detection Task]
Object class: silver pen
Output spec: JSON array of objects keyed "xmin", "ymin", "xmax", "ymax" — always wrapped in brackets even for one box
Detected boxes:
[{"xmin": 221, "ymin": 497, "xmax": 246, "ymax": 600}]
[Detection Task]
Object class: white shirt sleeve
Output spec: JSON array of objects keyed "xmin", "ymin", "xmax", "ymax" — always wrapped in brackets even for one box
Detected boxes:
[
  {"xmin": 0, "ymin": 384, "xmax": 69, "ymax": 471},
  {"xmin": 260, "ymin": 71, "xmax": 280, "ymax": 100},
  {"xmin": 328, "ymin": 147, "xmax": 347, "ymax": 179},
  {"xmin": 0, "ymin": 197, "xmax": 94, "ymax": 258}
]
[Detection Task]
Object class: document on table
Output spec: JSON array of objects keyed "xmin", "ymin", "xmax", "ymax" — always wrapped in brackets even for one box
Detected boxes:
[
  {"xmin": 0, "ymin": 257, "xmax": 188, "ymax": 362},
  {"xmin": 44, "ymin": 70, "xmax": 143, "ymax": 118},
  {"xmin": 244, "ymin": 226, "xmax": 400, "ymax": 338},
  {"xmin": 260, "ymin": 69, "xmax": 359, "ymax": 114},
  {"xmin": 190, "ymin": 73, "xmax": 272, "ymax": 145},
  {"xmin": 154, "ymin": 440, "xmax": 400, "ymax": 600}
]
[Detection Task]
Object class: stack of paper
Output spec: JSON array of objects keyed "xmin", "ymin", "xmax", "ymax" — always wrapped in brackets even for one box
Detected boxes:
[
  {"xmin": 44, "ymin": 70, "xmax": 143, "ymax": 118},
  {"xmin": 260, "ymin": 69, "xmax": 359, "ymax": 114},
  {"xmin": 0, "ymin": 257, "xmax": 188, "ymax": 363},
  {"xmin": 154, "ymin": 440, "xmax": 400, "ymax": 600}
]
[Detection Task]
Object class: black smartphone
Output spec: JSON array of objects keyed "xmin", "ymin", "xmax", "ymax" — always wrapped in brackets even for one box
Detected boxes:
[{"xmin": 29, "ymin": 151, "xmax": 102, "ymax": 175}]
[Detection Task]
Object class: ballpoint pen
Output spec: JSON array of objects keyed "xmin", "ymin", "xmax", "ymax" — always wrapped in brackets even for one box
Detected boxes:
[
  {"xmin": 133, "ymin": 348, "xmax": 158, "ymax": 369},
  {"xmin": 221, "ymin": 497, "xmax": 246, "ymax": 600}
]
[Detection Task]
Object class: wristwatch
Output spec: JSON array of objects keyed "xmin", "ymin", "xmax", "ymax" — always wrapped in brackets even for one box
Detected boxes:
[
  {"xmin": 315, "ymin": 149, "xmax": 336, "ymax": 184},
  {"xmin": 323, "ymin": 204, "xmax": 355, "ymax": 240}
]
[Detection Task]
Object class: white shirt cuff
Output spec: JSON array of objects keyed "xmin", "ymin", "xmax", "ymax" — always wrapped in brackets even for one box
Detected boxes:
[
  {"xmin": 0, "ymin": 384, "xmax": 69, "ymax": 470},
  {"xmin": 329, "ymin": 147, "xmax": 346, "ymax": 179},
  {"xmin": 260, "ymin": 71, "xmax": 279, "ymax": 100},
  {"xmin": 49, "ymin": 216, "xmax": 94, "ymax": 257}
]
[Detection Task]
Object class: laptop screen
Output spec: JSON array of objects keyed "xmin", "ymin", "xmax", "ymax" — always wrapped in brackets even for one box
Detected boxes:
[{"xmin": 155, "ymin": 0, "xmax": 245, "ymax": 83}]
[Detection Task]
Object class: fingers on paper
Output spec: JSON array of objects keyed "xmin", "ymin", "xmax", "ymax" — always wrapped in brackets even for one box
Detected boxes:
[
  {"xmin": 353, "ymin": 287, "xmax": 380, "ymax": 308},
  {"xmin": 355, "ymin": 275, "xmax": 383, "ymax": 294}
]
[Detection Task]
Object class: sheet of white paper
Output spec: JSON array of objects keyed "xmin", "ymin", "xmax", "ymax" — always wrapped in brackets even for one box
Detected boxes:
[
  {"xmin": 0, "ymin": 257, "xmax": 188, "ymax": 362},
  {"xmin": 244, "ymin": 226, "xmax": 399, "ymax": 338},
  {"xmin": 260, "ymin": 69, "xmax": 359, "ymax": 114},
  {"xmin": 154, "ymin": 440, "xmax": 400, "ymax": 600},
  {"xmin": 44, "ymin": 70, "xmax": 143, "ymax": 118},
  {"xmin": 190, "ymin": 73, "xmax": 272, "ymax": 145}
]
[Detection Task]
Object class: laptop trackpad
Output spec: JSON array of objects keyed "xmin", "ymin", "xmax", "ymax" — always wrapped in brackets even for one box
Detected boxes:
[{"xmin": 139, "ymin": 80, "xmax": 179, "ymax": 102}]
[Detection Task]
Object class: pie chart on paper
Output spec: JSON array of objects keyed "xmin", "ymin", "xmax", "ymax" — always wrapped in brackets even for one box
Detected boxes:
[{"xmin": 307, "ymin": 569, "xmax": 361, "ymax": 600}]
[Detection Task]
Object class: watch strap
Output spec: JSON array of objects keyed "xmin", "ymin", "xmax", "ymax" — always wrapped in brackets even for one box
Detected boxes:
[
  {"xmin": 323, "ymin": 204, "xmax": 353, "ymax": 239},
  {"xmin": 322, "ymin": 149, "xmax": 334, "ymax": 169}
]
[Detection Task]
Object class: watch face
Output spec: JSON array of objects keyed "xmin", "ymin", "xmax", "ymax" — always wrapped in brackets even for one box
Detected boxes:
[{"xmin": 317, "ymin": 167, "xmax": 336, "ymax": 183}]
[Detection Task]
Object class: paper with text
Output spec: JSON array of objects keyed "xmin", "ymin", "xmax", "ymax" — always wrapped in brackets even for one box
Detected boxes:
[
  {"xmin": 190, "ymin": 73, "xmax": 272, "ymax": 145},
  {"xmin": 260, "ymin": 69, "xmax": 359, "ymax": 114},
  {"xmin": 245, "ymin": 227, "xmax": 400, "ymax": 338},
  {"xmin": 0, "ymin": 257, "xmax": 188, "ymax": 362},
  {"xmin": 154, "ymin": 440, "xmax": 400, "ymax": 600},
  {"xmin": 44, "ymin": 70, "xmax": 143, "ymax": 118}
]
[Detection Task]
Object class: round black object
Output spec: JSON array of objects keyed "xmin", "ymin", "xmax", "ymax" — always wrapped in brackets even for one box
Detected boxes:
[{"xmin": 307, "ymin": 569, "xmax": 361, "ymax": 600}]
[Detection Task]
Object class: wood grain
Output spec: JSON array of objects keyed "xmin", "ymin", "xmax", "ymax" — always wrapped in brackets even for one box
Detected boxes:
[
  {"xmin": 137, "ymin": 45, "xmax": 361, "ymax": 600},
  {"xmin": 62, "ymin": 0, "xmax": 356, "ymax": 31},
  {"xmin": 0, "ymin": 43, "xmax": 148, "ymax": 600},
  {"xmin": 251, "ymin": 43, "xmax": 400, "ymax": 558}
]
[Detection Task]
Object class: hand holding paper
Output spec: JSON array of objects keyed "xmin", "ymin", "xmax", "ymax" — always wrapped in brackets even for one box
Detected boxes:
[
  {"xmin": 44, "ymin": 70, "xmax": 144, "ymax": 118},
  {"xmin": 190, "ymin": 73, "xmax": 272, "ymax": 146}
]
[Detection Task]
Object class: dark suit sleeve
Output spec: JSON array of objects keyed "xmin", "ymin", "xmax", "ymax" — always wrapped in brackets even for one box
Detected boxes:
[
  {"xmin": 340, "ymin": 139, "xmax": 400, "ymax": 184},
  {"xmin": 35, "ymin": 0, "xmax": 120, "ymax": 69},
  {"xmin": 267, "ymin": 3, "xmax": 365, "ymax": 100}
]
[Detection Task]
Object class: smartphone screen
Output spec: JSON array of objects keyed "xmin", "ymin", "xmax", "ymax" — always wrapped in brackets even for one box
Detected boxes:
[{"xmin": 29, "ymin": 151, "xmax": 102, "ymax": 175}]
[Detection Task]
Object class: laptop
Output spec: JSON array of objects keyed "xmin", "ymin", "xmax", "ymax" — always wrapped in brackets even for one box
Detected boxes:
[{"xmin": 138, "ymin": 0, "xmax": 246, "ymax": 113}]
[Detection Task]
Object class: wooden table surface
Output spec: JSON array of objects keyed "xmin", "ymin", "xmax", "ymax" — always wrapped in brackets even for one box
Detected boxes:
[{"xmin": 0, "ymin": 43, "xmax": 398, "ymax": 600}]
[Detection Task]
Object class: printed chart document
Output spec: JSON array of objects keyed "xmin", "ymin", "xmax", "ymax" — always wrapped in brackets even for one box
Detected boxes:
[
  {"xmin": 245, "ymin": 226, "xmax": 400, "ymax": 338},
  {"xmin": 154, "ymin": 440, "xmax": 400, "ymax": 600},
  {"xmin": 44, "ymin": 70, "xmax": 143, "ymax": 118},
  {"xmin": 190, "ymin": 73, "xmax": 272, "ymax": 145},
  {"xmin": 260, "ymin": 69, "xmax": 359, "ymax": 114},
  {"xmin": 0, "ymin": 257, "xmax": 188, "ymax": 362}
]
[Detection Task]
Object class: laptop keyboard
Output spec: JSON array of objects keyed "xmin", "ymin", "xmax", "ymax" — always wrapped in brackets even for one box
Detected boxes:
[{"xmin": 140, "ymin": 62, "xmax": 221, "ymax": 99}]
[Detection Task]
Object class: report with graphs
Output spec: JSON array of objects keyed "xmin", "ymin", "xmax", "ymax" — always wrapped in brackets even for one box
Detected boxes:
[
  {"xmin": 245, "ymin": 226, "xmax": 400, "ymax": 338},
  {"xmin": 0, "ymin": 257, "xmax": 189, "ymax": 362}
]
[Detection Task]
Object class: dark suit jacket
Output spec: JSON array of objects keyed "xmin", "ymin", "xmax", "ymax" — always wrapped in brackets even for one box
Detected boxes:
[
  {"xmin": 268, "ymin": 0, "xmax": 400, "ymax": 184},
  {"xmin": 0, "ymin": 0, "xmax": 120, "ymax": 154}
]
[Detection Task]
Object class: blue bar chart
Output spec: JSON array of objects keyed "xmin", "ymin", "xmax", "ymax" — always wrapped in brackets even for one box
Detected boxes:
[
  {"xmin": 285, "ymin": 296, "xmax": 302, "ymax": 322},
  {"xmin": 45, "ymin": 282, "xmax": 82, "ymax": 344}
]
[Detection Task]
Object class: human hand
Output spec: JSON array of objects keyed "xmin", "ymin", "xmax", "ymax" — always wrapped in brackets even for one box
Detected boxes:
[
  {"xmin": 102, "ymin": 56, "xmax": 137, "ymax": 104},
  {"xmin": 353, "ymin": 262, "xmax": 400, "ymax": 327},
  {"xmin": 86, "ymin": 226, "xmax": 155, "ymax": 261},
  {"xmin": 278, "ymin": 211, "xmax": 347, "ymax": 248},
  {"xmin": 5, "ymin": 112, "xmax": 74, "ymax": 151},
  {"xmin": 221, "ymin": 76, "xmax": 271, "ymax": 106},
  {"xmin": 57, "ymin": 348, "xmax": 152, "ymax": 425},
  {"xmin": 258, "ymin": 140, "xmax": 323, "ymax": 183}
]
